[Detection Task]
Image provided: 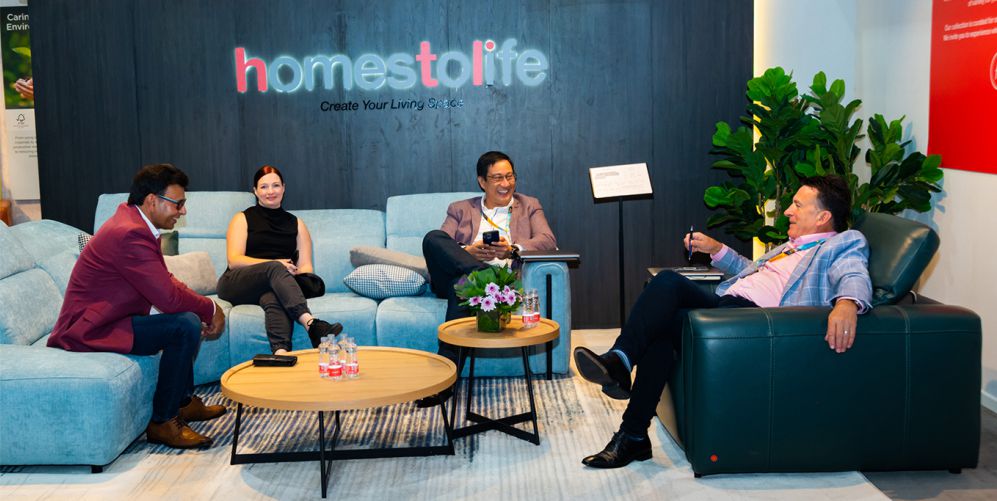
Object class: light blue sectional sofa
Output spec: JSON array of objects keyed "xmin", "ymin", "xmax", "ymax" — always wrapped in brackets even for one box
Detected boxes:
[
  {"xmin": 0, "ymin": 219, "xmax": 160, "ymax": 471},
  {"xmin": 0, "ymin": 191, "xmax": 571, "ymax": 470}
]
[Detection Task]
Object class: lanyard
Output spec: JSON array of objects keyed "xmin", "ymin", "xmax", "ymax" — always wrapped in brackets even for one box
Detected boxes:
[
  {"xmin": 758, "ymin": 239, "xmax": 825, "ymax": 265},
  {"xmin": 480, "ymin": 206, "xmax": 511, "ymax": 234}
]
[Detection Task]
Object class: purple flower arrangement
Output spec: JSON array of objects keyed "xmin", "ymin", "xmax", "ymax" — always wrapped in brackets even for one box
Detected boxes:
[{"xmin": 454, "ymin": 265, "xmax": 523, "ymax": 315}]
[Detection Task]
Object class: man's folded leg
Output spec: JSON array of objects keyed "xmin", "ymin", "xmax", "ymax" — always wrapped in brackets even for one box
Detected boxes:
[{"xmin": 131, "ymin": 312, "xmax": 221, "ymax": 449}]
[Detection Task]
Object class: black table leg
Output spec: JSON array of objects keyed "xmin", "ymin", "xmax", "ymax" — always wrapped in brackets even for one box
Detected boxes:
[
  {"xmin": 465, "ymin": 348, "xmax": 476, "ymax": 419},
  {"xmin": 230, "ymin": 402, "xmax": 448, "ymax": 499},
  {"xmin": 451, "ymin": 347, "xmax": 541, "ymax": 444},
  {"xmin": 450, "ymin": 346, "xmax": 467, "ymax": 429},
  {"xmin": 319, "ymin": 411, "xmax": 328, "ymax": 498},
  {"xmin": 546, "ymin": 274, "xmax": 553, "ymax": 380},
  {"xmin": 231, "ymin": 403, "xmax": 243, "ymax": 465},
  {"xmin": 521, "ymin": 347, "xmax": 540, "ymax": 444}
]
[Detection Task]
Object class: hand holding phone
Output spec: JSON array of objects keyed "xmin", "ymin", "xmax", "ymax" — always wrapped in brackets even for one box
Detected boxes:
[{"xmin": 483, "ymin": 230, "xmax": 500, "ymax": 245}]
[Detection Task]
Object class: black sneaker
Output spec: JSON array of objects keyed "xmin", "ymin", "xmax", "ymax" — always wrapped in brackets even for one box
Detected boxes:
[{"xmin": 308, "ymin": 319, "xmax": 344, "ymax": 348}]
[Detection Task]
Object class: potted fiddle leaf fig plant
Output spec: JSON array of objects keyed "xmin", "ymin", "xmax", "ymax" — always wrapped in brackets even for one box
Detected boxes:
[{"xmin": 704, "ymin": 67, "xmax": 942, "ymax": 246}]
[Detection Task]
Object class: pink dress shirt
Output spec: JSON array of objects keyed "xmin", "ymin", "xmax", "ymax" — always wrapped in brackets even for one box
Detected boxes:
[{"xmin": 712, "ymin": 232, "xmax": 838, "ymax": 307}]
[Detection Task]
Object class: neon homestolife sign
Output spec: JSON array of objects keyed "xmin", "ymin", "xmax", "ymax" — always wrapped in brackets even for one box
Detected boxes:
[{"xmin": 235, "ymin": 38, "xmax": 548, "ymax": 93}]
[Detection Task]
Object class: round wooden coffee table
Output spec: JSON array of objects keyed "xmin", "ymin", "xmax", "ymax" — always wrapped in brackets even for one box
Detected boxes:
[
  {"xmin": 438, "ymin": 317, "xmax": 559, "ymax": 445},
  {"xmin": 221, "ymin": 346, "xmax": 456, "ymax": 498}
]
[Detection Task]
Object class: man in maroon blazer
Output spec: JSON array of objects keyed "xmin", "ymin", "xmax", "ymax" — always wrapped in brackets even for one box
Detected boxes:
[{"xmin": 48, "ymin": 164, "xmax": 227, "ymax": 449}]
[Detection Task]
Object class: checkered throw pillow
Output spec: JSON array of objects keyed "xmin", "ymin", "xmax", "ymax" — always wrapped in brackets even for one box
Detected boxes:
[
  {"xmin": 77, "ymin": 233, "xmax": 93, "ymax": 252},
  {"xmin": 343, "ymin": 264, "xmax": 427, "ymax": 300}
]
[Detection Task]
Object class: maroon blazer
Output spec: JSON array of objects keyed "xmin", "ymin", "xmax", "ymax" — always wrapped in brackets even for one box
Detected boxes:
[
  {"xmin": 48, "ymin": 203, "xmax": 214, "ymax": 354},
  {"xmin": 440, "ymin": 193, "xmax": 557, "ymax": 250}
]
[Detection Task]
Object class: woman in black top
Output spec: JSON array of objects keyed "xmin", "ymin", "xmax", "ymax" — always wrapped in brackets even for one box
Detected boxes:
[{"xmin": 217, "ymin": 165, "xmax": 342, "ymax": 354}]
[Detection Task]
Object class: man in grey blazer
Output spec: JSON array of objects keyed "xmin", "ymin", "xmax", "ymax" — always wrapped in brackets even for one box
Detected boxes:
[
  {"xmin": 574, "ymin": 175, "xmax": 872, "ymax": 469},
  {"xmin": 423, "ymin": 151, "xmax": 557, "ymax": 323}
]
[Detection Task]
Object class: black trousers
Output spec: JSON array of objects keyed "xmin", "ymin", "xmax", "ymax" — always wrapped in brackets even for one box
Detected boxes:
[
  {"xmin": 423, "ymin": 230, "xmax": 490, "ymax": 359},
  {"xmin": 614, "ymin": 271, "xmax": 756, "ymax": 436},
  {"xmin": 217, "ymin": 261, "xmax": 325, "ymax": 353}
]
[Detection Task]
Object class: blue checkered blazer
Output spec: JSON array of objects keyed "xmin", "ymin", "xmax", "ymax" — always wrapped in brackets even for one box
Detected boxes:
[{"xmin": 712, "ymin": 230, "xmax": 873, "ymax": 312}]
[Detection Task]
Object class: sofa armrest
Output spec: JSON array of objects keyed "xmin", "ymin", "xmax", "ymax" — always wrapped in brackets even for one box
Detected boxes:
[
  {"xmin": 673, "ymin": 304, "xmax": 981, "ymax": 475},
  {"xmin": 521, "ymin": 260, "xmax": 572, "ymax": 374}
]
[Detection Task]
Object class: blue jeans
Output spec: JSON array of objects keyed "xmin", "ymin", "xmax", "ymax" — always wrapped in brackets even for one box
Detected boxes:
[{"xmin": 129, "ymin": 312, "xmax": 202, "ymax": 422}]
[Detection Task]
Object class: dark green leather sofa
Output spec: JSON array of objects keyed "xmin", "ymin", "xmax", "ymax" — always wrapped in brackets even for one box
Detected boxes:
[{"xmin": 657, "ymin": 213, "xmax": 981, "ymax": 476}]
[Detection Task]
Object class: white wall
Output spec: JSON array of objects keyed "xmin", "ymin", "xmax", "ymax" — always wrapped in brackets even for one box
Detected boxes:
[{"xmin": 756, "ymin": 0, "xmax": 997, "ymax": 411}]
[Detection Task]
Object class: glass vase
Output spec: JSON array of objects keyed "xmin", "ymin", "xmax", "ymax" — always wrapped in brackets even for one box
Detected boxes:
[{"xmin": 476, "ymin": 310, "xmax": 509, "ymax": 332}]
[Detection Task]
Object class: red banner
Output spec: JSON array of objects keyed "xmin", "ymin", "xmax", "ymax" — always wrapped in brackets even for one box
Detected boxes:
[{"xmin": 929, "ymin": 0, "xmax": 997, "ymax": 174}]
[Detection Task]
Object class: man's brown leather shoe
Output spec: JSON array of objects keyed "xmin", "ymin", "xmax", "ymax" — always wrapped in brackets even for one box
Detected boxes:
[
  {"xmin": 179, "ymin": 395, "xmax": 227, "ymax": 422},
  {"xmin": 146, "ymin": 417, "xmax": 212, "ymax": 449}
]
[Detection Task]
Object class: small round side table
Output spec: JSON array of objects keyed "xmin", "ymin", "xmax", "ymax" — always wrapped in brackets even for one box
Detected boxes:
[{"xmin": 437, "ymin": 316, "xmax": 559, "ymax": 445}]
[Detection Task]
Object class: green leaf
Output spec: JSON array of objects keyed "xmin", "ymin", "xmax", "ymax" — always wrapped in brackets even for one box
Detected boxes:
[
  {"xmin": 829, "ymin": 79, "xmax": 845, "ymax": 99},
  {"xmin": 712, "ymin": 122, "xmax": 732, "ymax": 147},
  {"xmin": 12, "ymin": 47, "xmax": 31, "ymax": 58},
  {"xmin": 794, "ymin": 162, "xmax": 817, "ymax": 177},
  {"xmin": 704, "ymin": 186, "xmax": 732, "ymax": 208}
]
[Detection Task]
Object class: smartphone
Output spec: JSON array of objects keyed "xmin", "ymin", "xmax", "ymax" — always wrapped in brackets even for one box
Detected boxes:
[
  {"xmin": 252, "ymin": 354, "xmax": 298, "ymax": 367},
  {"xmin": 483, "ymin": 230, "xmax": 500, "ymax": 245}
]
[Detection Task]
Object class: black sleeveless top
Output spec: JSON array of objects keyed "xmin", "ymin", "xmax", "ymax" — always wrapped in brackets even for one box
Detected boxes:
[{"xmin": 244, "ymin": 205, "xmax": 297, "ymax": 260}]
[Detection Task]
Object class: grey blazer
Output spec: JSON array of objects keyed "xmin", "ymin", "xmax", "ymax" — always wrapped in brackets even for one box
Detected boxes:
[{"xmin": 440, "ymin": 193, "xmax": 557, "ymax": 251}]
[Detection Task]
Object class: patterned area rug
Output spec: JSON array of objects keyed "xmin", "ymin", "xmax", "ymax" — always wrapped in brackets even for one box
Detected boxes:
[{"xmin": 1, "ymin": 376, "xmax": 887, "ymax": 500}]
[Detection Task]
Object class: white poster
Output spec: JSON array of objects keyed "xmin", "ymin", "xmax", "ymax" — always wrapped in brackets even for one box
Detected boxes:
[
  {"xmin": 588, "ymin": 163, "xmax": 653, "ymax": 199},
  {"xmin": 1, "ymin": 0, "xmax": 39, "ymax": 201}
]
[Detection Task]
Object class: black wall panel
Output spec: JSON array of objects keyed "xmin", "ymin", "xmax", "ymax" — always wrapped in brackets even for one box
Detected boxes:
[{"xmin": 31, "ymin": 0, "xmax": 752, "ymax": 328}]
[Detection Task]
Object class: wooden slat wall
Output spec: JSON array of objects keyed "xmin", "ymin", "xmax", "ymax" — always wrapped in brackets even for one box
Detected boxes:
[{"xmin": 31, "ymin": 0, "xmax": 752, "ymax": 327}]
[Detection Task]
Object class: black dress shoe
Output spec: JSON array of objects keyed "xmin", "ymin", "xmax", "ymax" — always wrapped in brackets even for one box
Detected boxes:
[
  {"xmin": 582, "ymin": 431, "xmax": 652, "ymax": 468},
  {"xmin": 415, "ymin": 387, "xmax": 453, "ymax": 408},
  {"xmin": 308, "ymin": 319, "xmax": 344, "ymax": 348},
  {"xmin": 574, "ymin": 347, "xmax": 632, "ymax": 399}
]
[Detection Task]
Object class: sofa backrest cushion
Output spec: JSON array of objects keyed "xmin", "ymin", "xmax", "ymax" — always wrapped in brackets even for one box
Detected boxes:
[
  {"xmin": 9, "ymin": 219, "xmax": 83, "ymax": 263},
  {"xmin": 385, "ymin": 192, "xmax": 480, "ymax": 255},
  {"xmin": 0, "ymin": 268, "xmax": 63, "ymax": 345},
  {"xmin": 36, "ymin": 250, "xmax": 80, "ymax": 294},
  {"xmin": 853, "ymin": 212, "xmax": 940, "ymax": 306},
  {"xmin": 93, "ymin": 193, "xmax": 129, "ymax": 231},
  {"xmin": 293, "ymin": 209, "xmax": 386, "ymax": 293},
  {"xmin": 0, "ymin": 222, "xmax": 34, "ymax": 280}
]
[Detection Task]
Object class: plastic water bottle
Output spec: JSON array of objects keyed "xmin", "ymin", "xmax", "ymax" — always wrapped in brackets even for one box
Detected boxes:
[
  {"xmin": 523, "ymin": 289, "xmax": 540, "ymax": 328},
  {"xmin": 345, "ymin": 337, "xmax": 359, "ymax": 378},
  {"xmin": 328, "ymin": 341, "xmax": 343, "ymax": 380},
  {"xmin": 318, "ymin": 336, "xmax": 330, "ymax": 378}
]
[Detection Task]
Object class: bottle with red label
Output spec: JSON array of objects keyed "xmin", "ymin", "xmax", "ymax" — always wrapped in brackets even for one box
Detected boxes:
[
  {"xmin": 328, "ymin": 342, "xmax": 343, "ymax": 380},
  {"xmin": 345, "ymin": 337, "xmax": 359, "ymax": 378},
  {"xmin": 318, "ymin": 336, "xmax": 330, "ymax": 378}
]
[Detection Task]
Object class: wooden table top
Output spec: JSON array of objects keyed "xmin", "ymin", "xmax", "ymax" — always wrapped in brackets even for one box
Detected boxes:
[
  {"xmin": 221, "ymin": 347, "xmax": 456, "ymax": 411},
  {"xmin": 437, "ymin": 317, "xmax": 560, "ymax": 349}
]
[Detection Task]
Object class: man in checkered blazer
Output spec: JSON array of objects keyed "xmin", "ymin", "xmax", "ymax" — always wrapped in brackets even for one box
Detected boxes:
[{"xmin": 574, "ymin": 175, "xmax": 872, "ymax": 469}]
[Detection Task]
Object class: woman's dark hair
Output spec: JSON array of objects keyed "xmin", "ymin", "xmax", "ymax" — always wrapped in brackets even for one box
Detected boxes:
[
  {"xmin": 127, "ymin": 163, "xmax": 189, "ymax": 205},
  {"xmin": 800, "ymin": 175, "xmax": 852, "ymax": 232},
  {"xmin": 253, "ymin": 165, "xmax": 284, "ymax": 188},
  {"xmin": 475, "ymin": 151, "xmax": 515, "ymax": 180}
]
